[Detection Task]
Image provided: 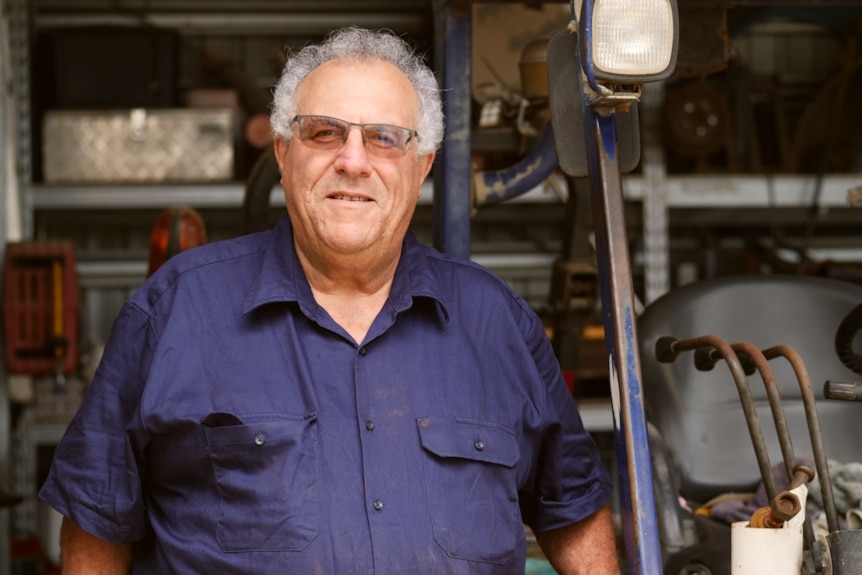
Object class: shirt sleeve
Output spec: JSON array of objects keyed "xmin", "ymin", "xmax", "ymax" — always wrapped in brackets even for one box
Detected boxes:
[
  {"xmin": 517, "ymin": 306, "xmax": 614, "ymax": 532},
  {"xmin": 38, "ymin": 301, "xmax": 153, "ymax": 544}
]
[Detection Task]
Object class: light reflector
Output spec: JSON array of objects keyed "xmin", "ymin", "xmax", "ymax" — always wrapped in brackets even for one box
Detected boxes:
[{"xmin": 592, "ymin": 0, "xmax": 677, "ymax": 79}]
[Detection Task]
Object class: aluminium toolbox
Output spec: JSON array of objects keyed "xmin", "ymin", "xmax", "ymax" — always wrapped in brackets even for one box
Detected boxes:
[{"xmin": 42, "ymin": 108, "xmax": 236, "ymax": 183}]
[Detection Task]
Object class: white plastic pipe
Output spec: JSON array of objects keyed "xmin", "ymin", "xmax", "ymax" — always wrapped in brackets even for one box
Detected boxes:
[{"xmin": 731, "ymin": 485, "xmax": 808, "ymax": 575}]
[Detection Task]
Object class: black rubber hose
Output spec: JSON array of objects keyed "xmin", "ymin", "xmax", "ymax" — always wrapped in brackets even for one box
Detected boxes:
[
  {"xmin": 242, "ymin": 146, "xmax": 280, "ymax": 235},
  {"xmin": 835, "ymin": 302, "xmax": 862, "ymax": 376}
]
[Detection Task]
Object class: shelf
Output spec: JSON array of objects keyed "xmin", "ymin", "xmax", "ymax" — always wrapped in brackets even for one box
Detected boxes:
[
  {"xmin": 34, "ymin": 10, "xmax": 427, "ymax": 35},
  {"xmin": 32, "ymin": 0, "xmax": 430, "ymax": 35},
  {"xmin": 575, "ymin": 397, "xmax": 614, "ymax": 432},
  {"xmin": 32, "ymin": 173, "xmax": 862, "ymax": 210},
  {"xmin": 31, "ymin": 182, "xmax": 254, "ymax": 210},
  {"xmin": 623, "ymin": 173, "xmax": 862, "ymax": 208},
  {"xmin": 30, "ymin": 179, "xmax": 565, "ymax": 210}
]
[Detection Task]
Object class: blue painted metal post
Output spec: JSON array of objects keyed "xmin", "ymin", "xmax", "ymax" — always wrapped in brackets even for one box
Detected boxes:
[
  {"xmin": 583, "ymin": 105, "xmax": 664, "ymax": 574},
  {"xmin": 432, "ymin": 0, "xmax": 473, "ymax": 259}
]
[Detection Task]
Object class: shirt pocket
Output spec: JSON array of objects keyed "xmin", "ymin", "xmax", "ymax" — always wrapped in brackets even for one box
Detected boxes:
[
  {"xmin": 417, "ymin": 416, "xmax": 521, "ymax": 565},
  {"xmin": 205, "ymin": 414, "xmax": 319, "ymax": 552}
]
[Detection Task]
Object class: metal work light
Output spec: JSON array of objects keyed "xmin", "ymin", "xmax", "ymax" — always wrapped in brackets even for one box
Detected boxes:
[{"xmin": 586, "ymin": 0, "xmax": 678, "ymax": 82}]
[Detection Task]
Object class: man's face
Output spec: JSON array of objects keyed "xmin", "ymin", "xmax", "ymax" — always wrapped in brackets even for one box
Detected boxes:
[{"xmin": 274, "ymin": 59, "xmax": 435, "ymax": 263}]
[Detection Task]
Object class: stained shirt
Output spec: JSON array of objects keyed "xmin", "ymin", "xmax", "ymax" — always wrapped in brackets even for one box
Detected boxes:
[{"xmin": 39, "ymin": 214, "xmax": 612, "ymax": 574}]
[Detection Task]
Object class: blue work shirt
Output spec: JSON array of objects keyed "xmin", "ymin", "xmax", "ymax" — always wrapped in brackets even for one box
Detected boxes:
[{"xmin": 40, "ymin": 214, "xmax": 612, "ymax": 574}]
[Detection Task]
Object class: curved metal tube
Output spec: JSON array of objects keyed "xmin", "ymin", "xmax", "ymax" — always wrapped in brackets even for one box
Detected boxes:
[
  {"xmin": 658, "ymin": 335, "xmax": 776, "ymax": 499},
  {"xmin": 733, "ymin": 342, "xmax": 823, "ymax": 570},
  {"xmin": 731, "ymin": 341, "xmax": 796, "ymax": 493},
  {"xmin": 473, "ymin": 124, "xmax": 558, "ymax": 207},
  {"xmin": 762, "ymin": 344, "xmax": 840, "ymax": 535}
]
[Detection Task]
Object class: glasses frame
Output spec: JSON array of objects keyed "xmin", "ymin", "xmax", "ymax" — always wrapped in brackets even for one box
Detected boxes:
[{"xmin": 290, "ymin": 114, "xmax": 419, "ymax": 158}]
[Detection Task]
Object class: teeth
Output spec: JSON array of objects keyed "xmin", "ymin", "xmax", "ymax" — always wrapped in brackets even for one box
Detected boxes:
[{"xmin": 331, "ymin": 194, "xmax": 368, "ymax": 201}]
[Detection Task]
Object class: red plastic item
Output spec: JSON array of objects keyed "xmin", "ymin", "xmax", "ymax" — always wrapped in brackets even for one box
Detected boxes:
[
  {"xmin": 3, "ymin": 241, "xmax": 78, "ymax": 375},
  {"xmin": 147, "ymin": 206, "xmax": 207, "ymax": 277}
]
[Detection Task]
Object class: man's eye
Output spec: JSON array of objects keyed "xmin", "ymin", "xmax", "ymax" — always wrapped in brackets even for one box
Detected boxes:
[
  {"xmin": 367, "ymin": 127, "xmax": 401, "ymax": 148},
  {"xmin": 310, "ymin": 126, "xmax": 343, "ymax": 140}
]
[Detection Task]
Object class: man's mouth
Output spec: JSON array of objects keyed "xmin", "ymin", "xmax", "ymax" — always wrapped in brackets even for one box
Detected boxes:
[{"xmin": 330, "ymin": 194, "xmax": 371, "ymax": 202}]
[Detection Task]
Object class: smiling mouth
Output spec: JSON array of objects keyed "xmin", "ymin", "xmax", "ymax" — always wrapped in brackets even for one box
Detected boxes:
[{"xmin": 330, "ymin": 194, "xmax": 371, "ymax": 202}]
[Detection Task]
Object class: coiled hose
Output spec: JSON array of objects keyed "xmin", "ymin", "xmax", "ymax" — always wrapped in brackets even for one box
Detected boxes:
[{"xmin": 835, "ymin": 302, "xmax": 862, "ymax": 376}]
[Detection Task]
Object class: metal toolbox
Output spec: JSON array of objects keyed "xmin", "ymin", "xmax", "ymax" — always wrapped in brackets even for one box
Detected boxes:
[{"xmin": 43, "ymin": 108, "xmax": 236, "ymax": 183}]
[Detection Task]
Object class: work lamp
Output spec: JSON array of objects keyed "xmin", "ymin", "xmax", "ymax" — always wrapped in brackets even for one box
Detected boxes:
[{"xmin": 583, "ymin": 0, "xmax": 679, "ymax": 83}]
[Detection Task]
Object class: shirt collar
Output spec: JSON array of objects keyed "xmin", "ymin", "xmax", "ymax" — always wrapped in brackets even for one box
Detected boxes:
[{"xmin": 243, "ymin": 214, "xmax": 449, "ymax": 322}]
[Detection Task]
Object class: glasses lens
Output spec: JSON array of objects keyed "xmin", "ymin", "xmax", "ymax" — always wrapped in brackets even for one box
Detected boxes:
[
  {"xmin": 363, "ymin": 125, "xmax": 409, "ymax": 154},
  {"xmin": 296, "ymin": 116, "xmax": 348, "ymax": 148},
  {"xmin": 293, "ymin": 115, "xmax": 414, "ymax": 158}
]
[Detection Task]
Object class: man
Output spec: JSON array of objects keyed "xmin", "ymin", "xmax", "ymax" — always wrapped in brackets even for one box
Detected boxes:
[{"xmin": 40, "ymin": 27, "xmax": 619, "ymax": 574}]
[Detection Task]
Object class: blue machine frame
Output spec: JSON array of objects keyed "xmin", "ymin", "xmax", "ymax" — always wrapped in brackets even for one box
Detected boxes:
[{"xmin": 431, "ymin": 1, "xmax": 662, "ymax": 573}]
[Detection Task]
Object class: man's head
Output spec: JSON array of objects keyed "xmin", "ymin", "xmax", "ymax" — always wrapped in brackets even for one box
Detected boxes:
[
  {"xmin": 270, "ymin": 28, "xmax": 442, "ymax": 269},
  {"xmin": 271, "ymin": 27, "xmax": 443, "ymax": 156}
]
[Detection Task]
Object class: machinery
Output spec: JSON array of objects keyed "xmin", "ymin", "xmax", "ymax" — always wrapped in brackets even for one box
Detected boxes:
[
  {"xmin": 435, "ymin": 0, "xmax": 678, "ymax": 571},
  {"xmin": 639, "ymin": 275, "xmax": 862, "ymax": 574},
  {"xmin": 434, "ymin": 1, "xmax": 862, "ymax": 573}
]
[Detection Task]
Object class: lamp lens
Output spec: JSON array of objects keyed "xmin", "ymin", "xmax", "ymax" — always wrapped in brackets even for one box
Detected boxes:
[{"xmin": 593, "ymin": 0, "xmax": 675, "ymax": 76}]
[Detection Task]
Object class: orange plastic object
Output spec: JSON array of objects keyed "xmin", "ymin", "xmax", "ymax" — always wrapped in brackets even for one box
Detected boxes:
[
  {"xmin": 147, "ymin": 205, "xmax": 207, "ymax": 276},
  {"xmin": 3, "ymin": 241, "xmax": 78, "ymax": 375}
]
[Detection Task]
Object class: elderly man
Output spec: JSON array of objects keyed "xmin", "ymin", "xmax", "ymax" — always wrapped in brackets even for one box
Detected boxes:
[{"xmin": 40, "ymin": 27, "xmax": 619, "ymax": 574}]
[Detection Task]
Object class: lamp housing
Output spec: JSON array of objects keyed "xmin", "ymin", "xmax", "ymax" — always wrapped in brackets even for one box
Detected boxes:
[{"xmin": 583, "ymin": 0, "xmax": 679, "ymax": 83}]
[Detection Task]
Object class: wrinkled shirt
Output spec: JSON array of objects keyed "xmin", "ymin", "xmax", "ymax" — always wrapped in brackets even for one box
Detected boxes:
[{"xmin": 40, "ymin": 214, "xmax": 612, "ymax": 574}]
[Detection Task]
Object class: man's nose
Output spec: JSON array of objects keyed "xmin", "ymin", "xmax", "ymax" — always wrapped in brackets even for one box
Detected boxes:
[{"xmin": 334, "ymin": 127, "xmax": 372, "ymax": 172}]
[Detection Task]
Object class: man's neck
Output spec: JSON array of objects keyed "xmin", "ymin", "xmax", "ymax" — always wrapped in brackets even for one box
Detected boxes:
[{"xmin": 296, "ymin": 243, "xmax": 400, "ymax": 344}]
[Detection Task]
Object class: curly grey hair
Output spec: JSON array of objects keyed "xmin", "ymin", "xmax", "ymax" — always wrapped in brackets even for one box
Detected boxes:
[{"xmin": 270, "ymin": 27, "xmax": 444, "ymax": 156}]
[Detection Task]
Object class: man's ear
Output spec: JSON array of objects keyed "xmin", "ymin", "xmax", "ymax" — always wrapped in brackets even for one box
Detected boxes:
[
  {"xmin": 273, "ymin": 137, "xmax": 289, "ymax": 174},
  {"xmin": 419, "ymin": 151, "xmax": 435, "ymax": 182}
]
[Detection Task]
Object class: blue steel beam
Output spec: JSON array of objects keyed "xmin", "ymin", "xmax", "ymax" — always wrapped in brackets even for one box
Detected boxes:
[
  {"xmin": 584, "ymin": 107, "xmax": 663, "ymax": 574},
  {"xmin": 432, "ymin": 0, "xmax": 473, "ymax": 259}
]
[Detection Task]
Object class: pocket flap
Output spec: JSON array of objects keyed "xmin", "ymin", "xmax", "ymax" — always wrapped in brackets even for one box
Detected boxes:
[{"xmin": 417, "ymin": 417, "xmax": 519, "ymax": 468}]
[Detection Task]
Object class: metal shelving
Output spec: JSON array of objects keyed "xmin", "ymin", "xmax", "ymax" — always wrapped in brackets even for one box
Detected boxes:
[{"xmin": 31, "ymin": 171, "xmax": 862, "ymax": 210}]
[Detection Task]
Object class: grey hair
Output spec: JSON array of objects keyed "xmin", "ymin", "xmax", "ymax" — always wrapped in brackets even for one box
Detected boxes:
[{"xmin": 270, "ymin": 27, "xmax": 444, "ymax": 156}]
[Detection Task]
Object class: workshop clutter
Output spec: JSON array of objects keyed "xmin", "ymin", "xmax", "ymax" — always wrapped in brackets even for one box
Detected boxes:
[
  {"xmin": 32, "ymin": 25, "xmax": 260, "ymax": 185},
  {"xmin": 2, "ymin": 241, "xmax": 86, "ymax": 424},
  {"xmin": 3, "ymin": 241, "xmax": 78, "ymax": 378}
]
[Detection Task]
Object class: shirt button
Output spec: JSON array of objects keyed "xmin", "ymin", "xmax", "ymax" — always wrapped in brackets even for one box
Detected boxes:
[
  {"xmin": 254, "ymin": 434, "xmax": 266, "ymax": 446},
  {"xmin": 474, "ymin": 440, "xmax": 485, "ymax": 451},
  {"xmin": 359, "ymin": 346, "xmax": 367, "ymax": 356},
  {"xmin": 372, "ymin": 499, "xmax": 384, "ymax": 511},
  {"xmin": 365, "ymin": 420, "xmax": 375, "ymax": 431}
]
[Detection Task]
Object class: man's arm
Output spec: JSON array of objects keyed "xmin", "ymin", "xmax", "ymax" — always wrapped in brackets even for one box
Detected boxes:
[
  {"xmin": 60, "ymin": 517, "xmax": 134, "ymax": 575},
  {"xmin": 534, "ymin": 501, "xmax": 621, "ymax": 575}
]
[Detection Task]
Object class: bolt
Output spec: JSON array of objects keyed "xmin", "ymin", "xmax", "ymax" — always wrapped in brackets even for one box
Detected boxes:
[{"xmin": 771, "ymin": 491, "xmax": 801, "ymax": 522}]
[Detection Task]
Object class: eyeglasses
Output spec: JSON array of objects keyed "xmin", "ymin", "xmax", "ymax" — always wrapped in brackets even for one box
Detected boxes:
[{"xmin": 290, "ymin": 115, "xmax": 419, "ymax": 159}]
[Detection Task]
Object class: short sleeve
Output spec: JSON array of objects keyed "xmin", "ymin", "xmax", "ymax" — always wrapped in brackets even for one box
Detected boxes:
[
  {"xmin": 38, "ymin": 302, "xmax": 153, "ymax": 544},
  {"xmin": 518, "ymin": 310, "xmax": 614, "ymax": 532}
]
